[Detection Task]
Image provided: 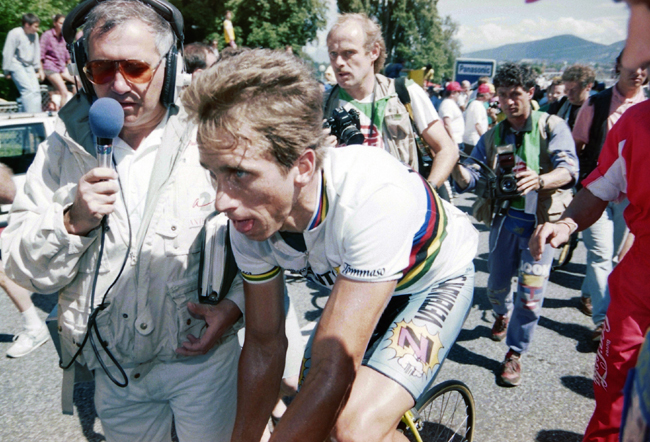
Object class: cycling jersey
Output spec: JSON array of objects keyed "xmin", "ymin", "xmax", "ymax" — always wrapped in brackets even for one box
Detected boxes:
[
  {"xmin": 230, "ymin": 146, "xmax": 478, "ymax": 399},
  {"xmin": 231, "ymin": 146, "xmax": 478, "ymax": 294}
]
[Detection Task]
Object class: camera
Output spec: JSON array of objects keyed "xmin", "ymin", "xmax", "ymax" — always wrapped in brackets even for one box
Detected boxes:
[
  {"xmin": 324, "ymin": 107, "xmax": 365, "ymax": 146},
  {"xmin": 474, "ymin": 144, "xmax": 520, "ymax": 201}
]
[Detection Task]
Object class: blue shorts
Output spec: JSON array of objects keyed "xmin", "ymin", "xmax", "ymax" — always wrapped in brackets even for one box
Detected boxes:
[{"xmin": 299, "ymin": 265, "xmax": 474, "ymax": 400}]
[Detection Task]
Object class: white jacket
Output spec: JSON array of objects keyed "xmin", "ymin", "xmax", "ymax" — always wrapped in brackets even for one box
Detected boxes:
[{"xmin": 2, "ymin": 97, "xmax": 242, "ymax": 370}]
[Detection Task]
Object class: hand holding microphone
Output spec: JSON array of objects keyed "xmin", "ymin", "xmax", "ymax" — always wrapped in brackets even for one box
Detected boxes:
[{"xmin": 63, "ymin": 98, "xmax": 125, "ymax": 236}]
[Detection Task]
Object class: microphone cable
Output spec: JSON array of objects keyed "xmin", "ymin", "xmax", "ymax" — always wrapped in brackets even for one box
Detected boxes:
[{"xmin": 59, "ymin": 159, "xmax": 133, "ymax": 388}]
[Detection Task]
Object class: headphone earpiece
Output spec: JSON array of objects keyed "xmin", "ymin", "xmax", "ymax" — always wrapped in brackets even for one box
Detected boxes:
[
  {"xmin": 160, "ymin": 46, "xmax": 178, "ymax": 108},
  {"xmin": 71, "ymin": 38, "xmax": 94, "ymax": 100}
]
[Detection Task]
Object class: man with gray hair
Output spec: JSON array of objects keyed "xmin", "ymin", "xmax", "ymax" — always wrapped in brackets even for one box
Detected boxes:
[
  {"xmin": 325, "ymin": 13, "xmax": 458, "ymax": 195},
  {"xmin": 2, "ymin": 1, "xmax": 242, "ymax": 440}
]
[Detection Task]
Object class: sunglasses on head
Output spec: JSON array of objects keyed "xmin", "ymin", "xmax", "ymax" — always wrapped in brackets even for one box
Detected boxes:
[{"xmin": 83, "ymin": 54, "xmax": 166, "ymax": 85}]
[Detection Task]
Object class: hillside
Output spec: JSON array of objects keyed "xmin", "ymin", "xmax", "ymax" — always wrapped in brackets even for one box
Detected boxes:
[{"xmin": 463, "ymin": 34, "xmax": 625, "ymax": 64}]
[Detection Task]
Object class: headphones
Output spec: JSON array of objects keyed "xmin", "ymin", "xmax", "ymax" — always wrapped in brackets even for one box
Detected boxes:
[{"xmin": 62, "ymin": 0, "xmax": 185, "ymax": 108}]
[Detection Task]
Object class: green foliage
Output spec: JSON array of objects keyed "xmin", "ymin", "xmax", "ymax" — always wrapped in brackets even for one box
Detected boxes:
[
  {"xmin": 336, "ymin": 0, "xmax": 460, "ymax": 82},
  {"xmin": 224, "ymin": 0, "xmax": 327, "ymax": 50}
]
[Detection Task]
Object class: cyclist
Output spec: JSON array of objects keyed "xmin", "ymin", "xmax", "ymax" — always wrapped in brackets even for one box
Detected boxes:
[{"xmin": 183, "ymin": 49, "xmax": 478, "ymax": 442}]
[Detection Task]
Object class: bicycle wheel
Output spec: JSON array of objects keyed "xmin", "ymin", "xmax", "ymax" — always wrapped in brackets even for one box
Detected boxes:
[{"xmin": 404, "ymin": 380, "xmax": 475, "ymax": 442}]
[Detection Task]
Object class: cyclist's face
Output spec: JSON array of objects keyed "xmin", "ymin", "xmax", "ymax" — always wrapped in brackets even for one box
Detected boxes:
[{"xmin": 200, "ymin": 127, "xmax": 313, "ymax": 242}]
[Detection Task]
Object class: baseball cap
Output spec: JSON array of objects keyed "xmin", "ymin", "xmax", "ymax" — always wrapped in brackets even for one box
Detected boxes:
[
  {"xmin": 446, "ymin": 81, "xmax": 462, "ymax": 92},
  {"xmin": 478, "ymin": 83, "xmax": 492, "ymax": 94}
]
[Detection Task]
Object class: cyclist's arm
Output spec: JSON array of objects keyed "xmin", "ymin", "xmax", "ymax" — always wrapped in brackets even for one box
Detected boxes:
[
  {"xmin": 407, "ymin": 82, "xmax": 459, "ymax": 188},
  {"xmin": 231, "ymin": 274, "xmax": 287, "ymax": 442},
  {"xmin": 421, "ymin": 119, "xmax": 459, "ymax": 188},
  {"xmin": 270, "ymin": 276, "xmax": 397, "ymax": 442}
]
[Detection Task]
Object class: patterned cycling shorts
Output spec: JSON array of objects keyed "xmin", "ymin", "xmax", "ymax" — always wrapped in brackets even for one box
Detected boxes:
[{"xmin": 299, "ymin": 265, "xmax": 474, "ymax": 400}]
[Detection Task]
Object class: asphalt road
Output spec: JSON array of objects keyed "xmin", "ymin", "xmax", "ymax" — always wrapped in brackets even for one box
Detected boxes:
[{"xmin": 0, "ymin": 192, "xmax": 598, "ymax": 442}]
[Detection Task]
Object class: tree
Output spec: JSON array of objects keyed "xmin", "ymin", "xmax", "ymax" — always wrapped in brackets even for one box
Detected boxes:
[
  {"xmin": 336, "ymin": 0, "xmax": 460, "ymax": 81},
  {"xmin": 171, "ymin": 0, "xmax": 327, "ymax": 53},
  {"xmin": 224, "ymin": 0, "xmax": 328, "ymax": 52}
]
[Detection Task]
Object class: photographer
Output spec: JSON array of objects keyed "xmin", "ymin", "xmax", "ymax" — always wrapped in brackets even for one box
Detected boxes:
[
  {"xmin": 451, "ymin": 62, "xmax": 578, "ymax": 387},
  {"xmin": 324, "ymin": 13, "xmax": 458, "ymax": 190}
]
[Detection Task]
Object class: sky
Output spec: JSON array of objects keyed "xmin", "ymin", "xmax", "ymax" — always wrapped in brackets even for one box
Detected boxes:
[
  {"xmin": 304, "ymin": 0, "xmax": 630, "ymax": 61},
  {"xmin": 438, "ymin": 0, "xmax": 630, "ymax": 54}
]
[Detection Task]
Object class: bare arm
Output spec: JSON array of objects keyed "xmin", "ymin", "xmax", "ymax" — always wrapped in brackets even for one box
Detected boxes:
[
  {"xmin": 420, "ymin": 119, "xmax": 459, "ymax": 188},
  {"xmin": 231, "ymin": 275, "xmax": 287, "ymax": 442},
  {"xmin": 516, "ymin": 167, "xmax": 573, "ymax": 196},
  {"xmin": 442, "ymin": 117, "xmax": 454, "ymax": 142},
  {"xmin": 270, "ymin": 277, "xmax": 397, "ymax": 442},
  {"xmin": 0, "ymin": 163, "xmax": 15, "ymax": 204},
  {"xmin": 529, "ymin": 188, "xmax": 609, "ymax": 260},
  {"xmin": 475, "ymin": 122, "xmax": 485, "ymax": 137},
  {"xmin": 450, "ymin": 163, "xmax": 472, "ymax": 191}
]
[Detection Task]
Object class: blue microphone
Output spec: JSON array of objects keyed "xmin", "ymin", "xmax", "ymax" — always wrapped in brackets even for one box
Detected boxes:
[{"xmin": 89, "ymin": 98, "xmax": 124, "ymax": 169}]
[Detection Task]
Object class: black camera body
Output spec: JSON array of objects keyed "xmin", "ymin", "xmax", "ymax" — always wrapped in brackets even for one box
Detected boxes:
[
  {"xmin": 474, "ymin": 144, "xmax": 520, "ymax": 201},
  {"xmin": 324, "ymin": 107, "xmax": 365, "ymax": 146}
]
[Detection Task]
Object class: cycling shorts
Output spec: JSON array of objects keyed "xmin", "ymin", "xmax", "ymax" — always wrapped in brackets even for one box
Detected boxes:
[{"xmin": 299, "ymin": 264, "xmax": 474, "ymax": 400}]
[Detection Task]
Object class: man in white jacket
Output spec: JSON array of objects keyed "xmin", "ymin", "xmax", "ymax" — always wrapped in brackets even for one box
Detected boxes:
[{"xmin": 1, "ymin": 1, "xmax": 243, "ymax": 441}]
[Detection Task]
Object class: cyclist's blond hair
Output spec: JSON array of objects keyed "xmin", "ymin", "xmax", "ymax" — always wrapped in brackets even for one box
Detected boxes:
[
  {"xmin": 327, "ymin": 13, "xmax": 387, "ymax": 74},
  {"xmin": 183, "ymin": 49, "xmax": 326, "ymax": 173}
]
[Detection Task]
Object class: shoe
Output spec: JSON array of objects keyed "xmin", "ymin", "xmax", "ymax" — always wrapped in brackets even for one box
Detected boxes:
[
  {"xmin": 579, "ymin": 295, "xmax": 593, "ymax": 317},
  {"xmin": 491, "ymin": 314, "xmax": 509, "ymax": 341},
  {"xmin": 6, "ymin": 324, "xmax": 50, "ymax": 358},
  {"xmin": 592, "ymin": 323, "xmax": 604, "ymax": 342},
  {"xmin": 499, "ymin": 350, "xmax": 522, "ymax": 387}
]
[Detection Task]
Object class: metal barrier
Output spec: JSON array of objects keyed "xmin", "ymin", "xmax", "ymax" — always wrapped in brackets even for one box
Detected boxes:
[{"xmin": 0, "ymin": 102, "xmax": 19, "ymax": 113}]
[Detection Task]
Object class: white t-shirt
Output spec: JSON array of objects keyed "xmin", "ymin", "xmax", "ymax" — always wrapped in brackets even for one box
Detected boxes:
[
  {"xmin": 439, "ymin": 98, "xmax": 465, "ymax": 145},
  {"xmin": 336, "ymin": 78, "xmax": 439, "ymax": 151},
  {"xmin": 231, "ymin": 147, "xmax": 478, "ymax": 295},
  {"xmin": 463, "ymin": 100, "xmax": 488, "ymax": 146}
]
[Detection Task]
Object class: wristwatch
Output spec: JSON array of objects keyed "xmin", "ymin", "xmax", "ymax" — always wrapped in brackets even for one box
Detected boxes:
[{"xmin": 538, "ymin": 176, "xmax": 545, "ymax": 190}]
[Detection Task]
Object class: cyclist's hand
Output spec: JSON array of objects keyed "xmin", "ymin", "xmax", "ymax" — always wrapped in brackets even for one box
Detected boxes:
[{"xmin": 175, "ymin": 299, "xmax": 242, "ymax": 356}]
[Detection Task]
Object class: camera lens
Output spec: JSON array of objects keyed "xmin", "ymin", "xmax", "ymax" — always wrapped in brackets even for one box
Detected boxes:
[
  {"xmin": 500, "ymin": 176, "xmax": 517, "ymax": 193},
  {"xmin": 340, "ymin": 127, "xmax": 365, "ymax": 146}
]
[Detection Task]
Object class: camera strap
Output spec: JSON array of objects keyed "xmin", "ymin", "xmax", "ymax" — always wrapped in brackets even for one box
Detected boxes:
[{"xmin": 368, "ymin": 81, "xmax": 377, "ymax": 142}]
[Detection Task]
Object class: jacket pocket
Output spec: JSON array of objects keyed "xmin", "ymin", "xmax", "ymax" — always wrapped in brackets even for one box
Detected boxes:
[
  {"xmin": 156, "ymin": 217, "xmax": 202, "ymax": 257},
  {"xmin": 167, "ymin": 276, "xmax": 204, "ymax": 346}
]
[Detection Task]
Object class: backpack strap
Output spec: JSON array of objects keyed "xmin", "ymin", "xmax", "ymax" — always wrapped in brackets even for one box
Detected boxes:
[
  {"xmin": 395, "ymin": 77, "xmax": 418, "ymax": 134},
  {"xmin": 323, "ymin": 84, "xmax": 340, "ymax": 119}
]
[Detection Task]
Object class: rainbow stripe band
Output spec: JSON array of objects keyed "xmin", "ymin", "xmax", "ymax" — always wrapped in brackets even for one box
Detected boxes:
[
  {"xmin": 308, "ymin": 172, "xmax": 328, "ymax": 231},
  {"xmin": 396, "ymin": 177, "xmax": 448, "ymax": 291},
  {"xmin": 241, "ymin": 266, "xmax": 282, "ymax": 284}
]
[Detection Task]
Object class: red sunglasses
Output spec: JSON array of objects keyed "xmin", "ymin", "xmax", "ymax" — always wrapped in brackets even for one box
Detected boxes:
[{"xmin": 83, "ymin": 55, "xmax": 166, "ymax": 85}]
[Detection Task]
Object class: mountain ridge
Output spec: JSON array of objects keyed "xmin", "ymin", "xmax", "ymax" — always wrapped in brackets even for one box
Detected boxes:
[{"xmin": 463, "ymin": 34, "xmax": 625, "ymax": 64}]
